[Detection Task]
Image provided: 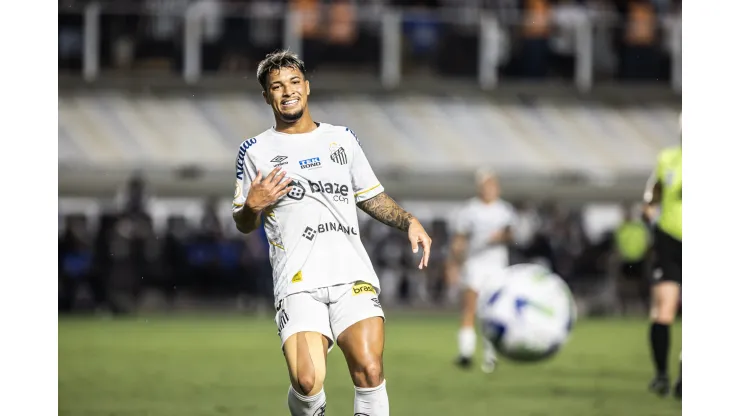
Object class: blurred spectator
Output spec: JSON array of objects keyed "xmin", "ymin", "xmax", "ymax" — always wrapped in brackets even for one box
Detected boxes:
[
  {"xmin": 426, "ymin": 219, "xmax": 450, "ymax": 303},
  {"xmin": 59, "ymin": 215, "xmax": 94, "ymax": 312},
  {"xmin": 620, "ymin": 0, "xmax": 659, "ymax": 80},
  {"xmin": 520, "ymin": 0, "xmax": 552, "ymax": 78},
  {"xmin": 59, "ymin": 0, "xmax": 84, "ymax": 71},
  {"xmin": 402, "ymin": 1, "xmax": 442, "ymax": 71},
  {"xmin": 550, "ymin": 0, "xmax": 586, "ymax": 79},
  {"xmin": 59, "ymin": 193, "xmax": 659, "ymax": 315},
  {"xmin": 115, "ymin": 173, "xmax": 153, "ymax": 216}
]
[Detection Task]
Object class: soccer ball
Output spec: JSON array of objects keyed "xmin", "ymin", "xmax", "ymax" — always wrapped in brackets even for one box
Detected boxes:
[{"xmin": 477, "ymin": 263, "xmax": 576, "ymax": 363}]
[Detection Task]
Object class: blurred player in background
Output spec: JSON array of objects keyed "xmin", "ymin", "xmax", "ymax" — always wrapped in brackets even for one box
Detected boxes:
[
  {"xmin": 232, "ymin": 50, "xmax": 432, "ymax": 416},
  {"xmin": 643, "ymin": 113, "xmax": 682, "ymax": 399},
  {"xmin": 449, "ymin": 170, "xmax": 516, "ymax": 373}
]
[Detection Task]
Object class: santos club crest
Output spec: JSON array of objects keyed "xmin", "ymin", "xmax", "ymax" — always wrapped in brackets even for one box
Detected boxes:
[{"xmin": 329, "ymin": 142, "xmax": 347, "ymax": 165}]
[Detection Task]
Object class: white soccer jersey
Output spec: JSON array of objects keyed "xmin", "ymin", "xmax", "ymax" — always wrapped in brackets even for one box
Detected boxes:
[
  {"xmin": 453, "ymin": 198, "xmax": 517, "ymax": 272},
  {"xmin": 232, "ymin": 123, "xmax": 384, "ymax": 305}
]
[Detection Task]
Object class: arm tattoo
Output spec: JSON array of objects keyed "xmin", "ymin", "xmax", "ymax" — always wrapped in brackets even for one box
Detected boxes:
[{"xmin": 357, "ymin": 192, "xmax": 414, "ymax": 231}]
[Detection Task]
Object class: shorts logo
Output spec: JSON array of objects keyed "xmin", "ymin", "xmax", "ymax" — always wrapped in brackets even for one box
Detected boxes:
[
  {"xmin": 330, "ymin": 142, "xmax": 348, "ymax": 165},
  {"xmin": 271, "ymin": 155, "xmax": 288, "ymax": 167},
  {"xmin": 287, "ymin": 181, "xmax": 306, "ymax": 200},
  {"xmin": 299, "ymin": 157, "xmax": 321, "ymax": 170},
  {"xmin": 352, "ymin": 282, "xmax": 376, "ymax": 296},
  {"xmin": 292, "ymin": 271, "xmax": 303, "ymax": 283},
  {"xmin": 277, "ymin": 309, "xmax": 290, "ymax": 335}
]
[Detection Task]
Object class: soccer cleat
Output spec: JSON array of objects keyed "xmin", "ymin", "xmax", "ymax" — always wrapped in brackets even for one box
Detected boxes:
[
  {"xmin": 648, "ymin": 375, "xmax": 670, "ymax": 397},
  {"xmin": 480, "ymin": 357, "xmax": 497, "ymax": 374},
  {"xmin": 455, "ymin": 356, "xmax": 473, "ymax": 370},
  {"xmin": 673, "ymin": 380, "xmax": 681, "ymax": 400}
]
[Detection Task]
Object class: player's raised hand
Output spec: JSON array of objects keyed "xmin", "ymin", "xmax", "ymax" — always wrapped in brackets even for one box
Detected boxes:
[
  {"xmin": 408, "ymin": 218, "xmax": 432, "ymax": 270},
  {"xmin": 246, "ymin": 167, "xmax": 293, "ymax": 212}
]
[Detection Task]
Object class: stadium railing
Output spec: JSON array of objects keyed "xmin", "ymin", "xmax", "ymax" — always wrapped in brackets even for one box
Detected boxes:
[{"xmin": 59, "ymin": 1, "xmax": 681, "ymax": 93}]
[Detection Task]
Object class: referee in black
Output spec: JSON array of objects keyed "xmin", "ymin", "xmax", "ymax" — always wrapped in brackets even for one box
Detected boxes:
[{"xmin": 643, "ymin": 114, "xmax": 682, "ymax": 399}]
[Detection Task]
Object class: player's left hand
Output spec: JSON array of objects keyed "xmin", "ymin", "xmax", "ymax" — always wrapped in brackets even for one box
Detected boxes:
[{"xmin": 408, "ymin": 218, "xmax": 432, "ymax": 270}]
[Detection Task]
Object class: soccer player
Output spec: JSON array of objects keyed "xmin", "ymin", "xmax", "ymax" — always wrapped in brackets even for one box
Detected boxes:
[
  {"xmin": 643, "ymin": 113, "xmax": 682, "ymax": 399},
  {"xmin": 232, "ymin": 50, "xmax": 432, "ymax": 416},
  {"xmin": 449, "ymin": 170, "xmax": 516, "ymax": 373}
]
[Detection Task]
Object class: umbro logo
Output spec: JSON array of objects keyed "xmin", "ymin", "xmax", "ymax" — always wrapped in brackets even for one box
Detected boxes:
[{"xmin": 271, "ymin": 155, "xmax": 288, "ymax": 167}]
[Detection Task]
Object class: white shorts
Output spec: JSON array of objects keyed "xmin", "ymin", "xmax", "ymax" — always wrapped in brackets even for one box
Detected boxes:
[
  {"xmin": 461, "ymin": 264, "xmax": 507, "ymax": 294},
  {"xmin": 274, "ymin": 281, "xmax": 385, "ymax": 351}
]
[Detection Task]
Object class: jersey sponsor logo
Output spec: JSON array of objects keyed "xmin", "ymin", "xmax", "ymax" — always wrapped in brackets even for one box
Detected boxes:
[
  {"xmin": 302, "ymin": 222, "xmax": 358, "ymax": 241},
  {"xmin": 352, "ymin": 282, "xmax": 376, "ymax": 296},
  {"xmin": 291, "ymin": 271, "xmax": 303, "ymax": 283},
  {"xmin": 329, "ymin": 142, "xmax": 348, "ymax": 165},
  {"xmin": 271, "ymin": 155, "xmax": 289, "ymax": 167},
  {"xmin": 235, "ymin": 138, "xmax": 258, "ymax": 180},
  {"xmin": 299, "ymin": 157, "xmax": 322, "ymax": 170},
  {"xmin": 287, "ymin": 180, "xmax": 306, "ymax": 200},
  {"xmin": 309, "ymin": 180, "xmax": 350, "ymax": 204}
]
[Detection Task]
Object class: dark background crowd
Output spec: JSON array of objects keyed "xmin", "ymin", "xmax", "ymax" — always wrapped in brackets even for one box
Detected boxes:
[
  {"xmin": 59, "ymin": 0, "xmax": 681, "ymax": 82},
  {"xmin": 59, "ymin": 176, "xmax": 653, "ymax": 315}
]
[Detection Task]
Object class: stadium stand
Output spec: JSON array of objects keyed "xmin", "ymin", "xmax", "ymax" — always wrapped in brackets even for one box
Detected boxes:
[{"xmin": 59, "ymin": 92, "xmax": 679, "ymax": 176}]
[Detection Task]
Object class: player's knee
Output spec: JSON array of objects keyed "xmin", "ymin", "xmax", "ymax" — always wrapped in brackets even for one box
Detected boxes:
[
  {"xmin": 294, "ymin": 371, "xmax": 323, "ymax": 396},
  {"xmin": 351, "ymin": 358, "xmax": 384, "ymax": 388},
  {"xmin": 291, "ymin": 361, "xmax": 324, "ymax": 396},
  {"xmin": 653, "ymin": 309, "xmax": 675, "ymax": 325}
]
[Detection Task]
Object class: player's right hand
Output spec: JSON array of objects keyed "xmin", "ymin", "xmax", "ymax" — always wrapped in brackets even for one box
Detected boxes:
[{"xmin": 245, "ymin": 167, "xmax": 293, "ymax": 212}]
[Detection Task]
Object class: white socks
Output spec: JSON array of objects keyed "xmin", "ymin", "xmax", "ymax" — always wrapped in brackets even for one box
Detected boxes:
[
  {"xmin": 483, "ymin": 336, "xmax": 497, "ymax": 362},
  {"xmin": 287, "ymin": 385, "xmax": 326, "ymax": 416},
  {"xmin": 287, "ymin": 380, "xmax": 389, "ymax": 415},
  {"xmin": 458, "ymin": 327, "xmax": 476, "ymax": 358},
  {"xmin": 354, "ymin": 379, "xmax": 389, "ymax": 416}
]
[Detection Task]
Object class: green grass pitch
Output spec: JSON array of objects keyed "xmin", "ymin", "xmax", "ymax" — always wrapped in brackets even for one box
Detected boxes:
[{"xmin": 59, "ymin": 314, "xmax": 681, "ymax": 416}]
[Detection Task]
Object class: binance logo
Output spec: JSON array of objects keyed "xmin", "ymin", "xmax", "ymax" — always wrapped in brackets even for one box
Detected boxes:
[
  {"xmin": 352, "ymin": 282, "xmax": 376, "ymax": 296},
  {"xmin": 302, "ymin": 227, "xmax": 316, "ymax": 241},
  {"xmin": 292, "ymin": 271, "xmax": 303, "ymax": 283}
]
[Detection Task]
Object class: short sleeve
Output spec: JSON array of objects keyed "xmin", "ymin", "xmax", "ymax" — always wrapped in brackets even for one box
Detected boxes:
[
  {"xmin": 232, "ymin": 139, "xmax": 258, "ymax": 213},
  {"xmin": 348, "ymin": 129, "xmax": 384, "ymax": 203}
]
